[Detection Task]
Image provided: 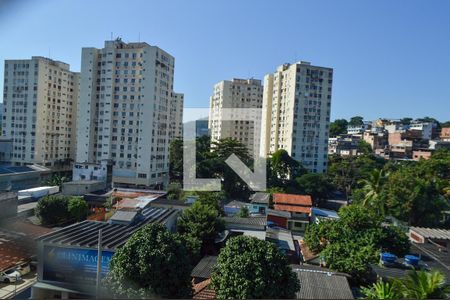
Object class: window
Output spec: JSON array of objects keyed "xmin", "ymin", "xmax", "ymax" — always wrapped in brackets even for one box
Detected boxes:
[{"xmin": 138, "ymin": 173, "xmax": 147, "ymax": 178}]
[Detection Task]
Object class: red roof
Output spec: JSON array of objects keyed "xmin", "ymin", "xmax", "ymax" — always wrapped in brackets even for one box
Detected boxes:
[
  {"xmin": 274, "ymin": 204, "xmax": 311, "ymax": 214},
  {"xmin": 193, "ymin": 279, "xmax": 216, "ymax": 300},
  {"xmin": 273, "ymin": 193, "xmax": 312, "ymax": 206}
]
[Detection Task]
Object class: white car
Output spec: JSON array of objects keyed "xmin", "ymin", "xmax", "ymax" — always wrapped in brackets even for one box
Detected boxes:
[
  {"xmin": 15, "ymin": 262, "xmax": 31, "ymax": 276},
  {"xmin": 0, "ymin": 269, "xmax": 21, "ymax": 283}
]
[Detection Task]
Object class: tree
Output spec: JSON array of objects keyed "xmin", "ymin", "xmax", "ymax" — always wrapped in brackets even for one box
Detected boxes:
[
  {"xmin": 177, "ymin": 201, "xmax": 225, "ymax": 254},
  {"xmin": 268, "ymin": 149, "xmax": 306, "ymax": 192},
  {"xmin": 166, "ymin": 182, "xmax": 182, "ymax": 200},
  {"xmin": 67, "ymin": 197, "xmax": 88, "ymax": 221},
  {"xmin": 295, "ymin": 173, "xmax": 333, "ymax": 205},
  {"xmin": 211, "ymin": 236, "xmax": 300, "ymax": 299},
  {"xmin": 44, "ymin": 173, "xmax": 68, "ymax": 187},
  {"xmin": 329, "ymin": 119, "xmax": 348, "ymax": 137},
  {"xmin": 304, "ymin": 205, "xmax": 409, "ymax": 281},
  {"xmin": 358, "ymin": 140, "xmax": 373, "ymax": 155},
  {"xmin": 362, "ymin": 280, "xmax": 402, "ymax": 300},
  {"xmin": 400, "ymin": 117, "xmax": 413, "ymax": 125},
  {"xmin": 396, "ymin": 270, "xmax": 450, "ymax": 300},
  {"xmin": 169, "ymin": 138, "xmax": 183, "ymax": 180},
  {"xmin": 103, "ymin": 223, "xmax": 193, "ymax": 298},
  {"xmin": 357, "ymin": 169, "xmax": 388, "ymax": 215},
  {"xmin": 349, "ymin": 116, "xmax": 364, "ymax": 126},
  {"xmin": 35, "ymin": 195, "xmax": 70, "ymax": 225}
]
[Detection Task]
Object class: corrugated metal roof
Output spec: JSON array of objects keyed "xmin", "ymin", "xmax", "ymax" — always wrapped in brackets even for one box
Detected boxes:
[
  {"xmin": 109, "ymin": 210, "xmax": 138, "ymax": 222},
  {"xmin": 37, "ymin": 207, "xmax": 178, "ymax": 250},
  {"xmin": 410, "ymin": 227, "xmax": 450, "ymax": 240},
  {"xmin": 291, "ymin": 265, "xmax": 354, "ymax": 299},
  {"xmin": 191, "ymin": 256, "xmax": 217, "ymax": 279},
  {"xmin": 249, "ymin": 192, "xmax": 270, "ymax": 204},
  {"xmin": 223, "ymin": 216, "xmax": 267, "ymax": 226}
]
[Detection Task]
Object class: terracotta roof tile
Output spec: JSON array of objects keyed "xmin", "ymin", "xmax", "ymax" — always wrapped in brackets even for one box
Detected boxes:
[
  {"xmin": 274, "ymin": 204, "xmax": 311, "ymax": 214},
  {"xmin": 273, "ymin": 193, "xmax": 312, "ymax": 206},
  {"xmin": 193, "ymin": 278, "xmax": 216, "ymax": 300}
]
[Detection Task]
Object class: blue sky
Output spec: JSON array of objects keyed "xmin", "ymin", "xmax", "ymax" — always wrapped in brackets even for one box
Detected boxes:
[{"xmin": 1, "ymin": 0, "xmax": 449, "ymax": 121}]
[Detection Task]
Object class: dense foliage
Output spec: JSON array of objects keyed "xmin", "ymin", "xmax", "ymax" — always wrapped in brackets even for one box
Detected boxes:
[
  {"xmin": 362, "ymin": 270, "xmax": 450, "ymax": 300},
  {"xmin": 177, "ymin": 200, "xmax": 225, "ymax": 255},
  {"xmin": 36, "ymin": 195, "xmax": 88, "ymax": 225},
  {"xmin": 103, "ymin": 223, "xmax": 193, "ymax": 298},
  {"xmin": 211, "ymin": 236, "xmax": 300, "ymax": 299},
  {"xmin": 304, "ymin": 205, "xmax": 410, "ymax": 281},
  {"xmin": 329, "ymin": 118, "xmax": 348, "ymax": 137}
]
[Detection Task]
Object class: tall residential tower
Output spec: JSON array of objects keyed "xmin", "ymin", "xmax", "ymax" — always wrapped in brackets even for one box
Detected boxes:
[
  {"xmin": 76, "ymin": 39, "xmax": 175, "ymax": 188},
  {"xmin": 260, "ymin": 62, "xmax": 333, "ymax": 173},
  {"xmin": 209, "ymin": 78, "xmax": 263, "ymax": 156},
  {"xmin": 2, "ymin": 57, "xmax": 79, "ymax": 166}
]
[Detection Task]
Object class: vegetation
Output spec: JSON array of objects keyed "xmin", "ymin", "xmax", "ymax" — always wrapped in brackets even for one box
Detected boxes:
[
  {"xmin": 103, "ymin": 223, "xmax": 193, "ymax": 298},
  {"xmin": 304, "ymin": 204, "xmax": 409, "ymax": 281},
  {"xmin": 329, "ymin": 118, "xmax": 348, "ymax": 137},
  {"xmin": 177, "ymin": 200, "xmax": 225, "ymax": 255},
  {"xmin": 36, "ymin": 195, "xmax": 89, "ymax": 225},
  {"xmin": 349, "ymin": 115, "xmax": 364, "ymax": 126},
  {"xmin": 238, "ymin": 206, "xmax": 249, "ymax": 217},
  {"xmin": 362, "ymin": 270, "xmax": 450, "ymax": 300},
  {"xmin": 44, "ymin": 173, "xmax": 68, "ymax": 187},
  {"xmin": 211, "ymin": 236, "xmax": 300, "ymax": 299}
]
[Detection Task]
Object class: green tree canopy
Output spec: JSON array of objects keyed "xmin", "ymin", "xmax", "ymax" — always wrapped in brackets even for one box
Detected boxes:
[
  {"xmin": 177, "ymin": 200, "xmax": 225, "ymax": 254},
  {"xmin": 349, "ymin": 116, "xmax": 364, "ymax": 126},
  {"xmin": 295, "ymin": 173, "xmax": 333, "ymax": 205},
  {"xmin": 329, "ymin": 119, "xmax": 348, "ymax": 137},
  {"xmin": 67, "ymin": 197, "xmax": 88, "ymax": 222},
  {"xmin": 211, "ymin": 236, "xmax": 300, "ymax": 299},
  {"xmin": 103, "ymin": 223, "xmax": 193, "ymax": 298},
  {"xmin": 169, "ymin": 138, "xmax": 183, "ymax": 180},
  {"xmin": 304, "ymin": 204, "xmax": 409, "ymax": 281}
]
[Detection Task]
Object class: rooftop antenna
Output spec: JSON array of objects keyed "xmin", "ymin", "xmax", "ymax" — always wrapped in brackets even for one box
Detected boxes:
[{"xmin": 110, "ymin": 32, "xmax": 113, "ymax": 40}]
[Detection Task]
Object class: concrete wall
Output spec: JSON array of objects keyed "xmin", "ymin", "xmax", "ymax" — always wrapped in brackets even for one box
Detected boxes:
[
  {"xmin": 62, "ymin": 181, "xmax": 106, "ymax": 196},
  {"xmin": 0, "ymin": 192, "xmax": 18, "ymax": 221}
]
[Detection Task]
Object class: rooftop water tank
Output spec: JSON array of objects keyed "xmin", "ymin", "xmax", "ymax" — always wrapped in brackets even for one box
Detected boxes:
[
  {"xmin": 404, "ymin": 255, "xmax": 420, "ymax": 268},
  {"xmin": 380, "ymin": 252, "xmax": 397, "ymax": 265}
]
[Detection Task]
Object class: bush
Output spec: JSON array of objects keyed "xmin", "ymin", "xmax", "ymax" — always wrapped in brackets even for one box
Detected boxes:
[{"xmin": 36, "ymin": 195, "xmax": 88, "ymax": 225}]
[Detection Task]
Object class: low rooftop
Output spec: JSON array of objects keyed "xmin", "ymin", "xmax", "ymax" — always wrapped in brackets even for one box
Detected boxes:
[
  {"xmin": 37, "ymin": 207, "xmax": 178, "ymax": 250},
  {"xmin": 191, "ymin": 256, "xmax": 217, "ymax": 280}
]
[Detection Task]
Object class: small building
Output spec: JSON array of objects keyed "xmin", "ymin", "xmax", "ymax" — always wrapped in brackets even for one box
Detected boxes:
[
  {"xmin": 72, "ymin": 160, "xmax": 113, "ymax": 186},
  {"xmin": 223, "ymin": 200, "xmax": 249, "ymax": 216},
  {"xmin": 266, "ymin": 227, "xmax": 299, "ymax": 263},
  {"xmin": 191, "ymin": 256, "xmax": 217, "ymax": 300},
  {"xmin": 32, "ymin": 206, "xmax": 179, "ymax": 298},
  {"xmin": 0, "ymin": 164, "xmax": 51, "ymax": 192},
  {"xmin": 223, "ymin": 216, "xmax": 267, "ymax": 231},
  {"xmin": 267, "ymin": 209, "xmax": 291, "ymax": 229},
  {"xmin": 440, "ymin": 127, "xmax": 450, "ymax": 141},
  {"xmin": 272, "ymin": 193, "xmax": 312, "ymax": 232},
  {"xmin": 291, "ymin": 264, "xmax": 354, "ymax": 299},
  {"xmin": 248, "ymin": 192, "xmax": 270, "ymax": 215},
  {"xmin": 62, "ymin": 180, "xmax": 106, "ymax": 196},
  {"xmin": 412, "ymin": 149, "xmax": 432, "ymax": 161},
  {"xmin": 18, "ymin": 186, "xmax": 59, "ymax": 199}
]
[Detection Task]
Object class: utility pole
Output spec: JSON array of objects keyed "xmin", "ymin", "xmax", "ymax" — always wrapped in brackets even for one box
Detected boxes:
[{"xmin": 96, "ymin": 229, "xmax": 103, "ymax": 298}]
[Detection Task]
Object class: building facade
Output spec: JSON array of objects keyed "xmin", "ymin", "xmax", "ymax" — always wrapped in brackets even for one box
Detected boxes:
[
  {"xmin": 260, "ymin": 62, "xmax": 333, "ymax": 173},
  {"xmin": 76, "ymin": 39, "xmax": 175, "ymax": 188},
  {"xmin": 2, "ymin": 57, "xmax": 79, "ymax": 166},
  {"xmin": 209, "ymin": 78, "xmax": 263, "ymax": 157},
  {"xmin": 169, "ymin": 92, "xmax": 183, "ymax": 139}
]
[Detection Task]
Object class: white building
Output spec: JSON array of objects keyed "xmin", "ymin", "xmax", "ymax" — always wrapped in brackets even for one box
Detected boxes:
[
  {"xmin": 409, "ymin": 122, "xmax": 433, "ymax": 140},
  {"xmin": 2, "ymin": 57, "xmax": 79, "ymax": 166},
  {"xmin": 76, "ymin": 39, "xmax": 175, "ymax": 188},
  {"xmin": 260, "ymin": 62, "xmax": 333, "ymax": 173},
  {"xmin": 209, "ymin": 78, "xmax": 263, "ymax": 157},
  {"xmin": 169, "ymin": 92, "xmax": 183, "ymax": 139}
]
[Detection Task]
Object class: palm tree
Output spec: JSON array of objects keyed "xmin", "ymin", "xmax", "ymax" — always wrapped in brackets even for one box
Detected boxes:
[
  {"xmin": 396, "ymin": 270, "xmax": 450, "ymax": 299},
  {"xmin": 359, "ymin": 169, "xmax": 388, "ymax": 215},
  {"xmin": 362, "ymin": 280, "xmax": 401, "ymax": 300}
]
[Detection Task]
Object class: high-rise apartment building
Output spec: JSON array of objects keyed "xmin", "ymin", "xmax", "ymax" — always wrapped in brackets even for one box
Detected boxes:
[
  {"xmin": 209, "ymin": 78, "xmax": 263, "ymax": 156},
  {"xmin": 2, "ymin": 57, "xmax": 79, "ymax": 166},
  {"xmin": 169, "ymin": 92, "xmax": 183, "ymax": 139},
  {"xmin": 76, "ymin": 39, "xmax": 175, "ymax": 188},
  {"xmin": 260, "ymin": 62, "xmax": 333, "ymax": 173}
]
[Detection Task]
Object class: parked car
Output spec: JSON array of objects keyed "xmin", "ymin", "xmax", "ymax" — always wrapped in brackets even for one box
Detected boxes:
[
  {"xmin": 0, "ymin": 269, "xmax": 21, "ymax": 283},
  {"xmin": 15, "ymin": 262, "xmax": 31, "ymax": 276}
]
